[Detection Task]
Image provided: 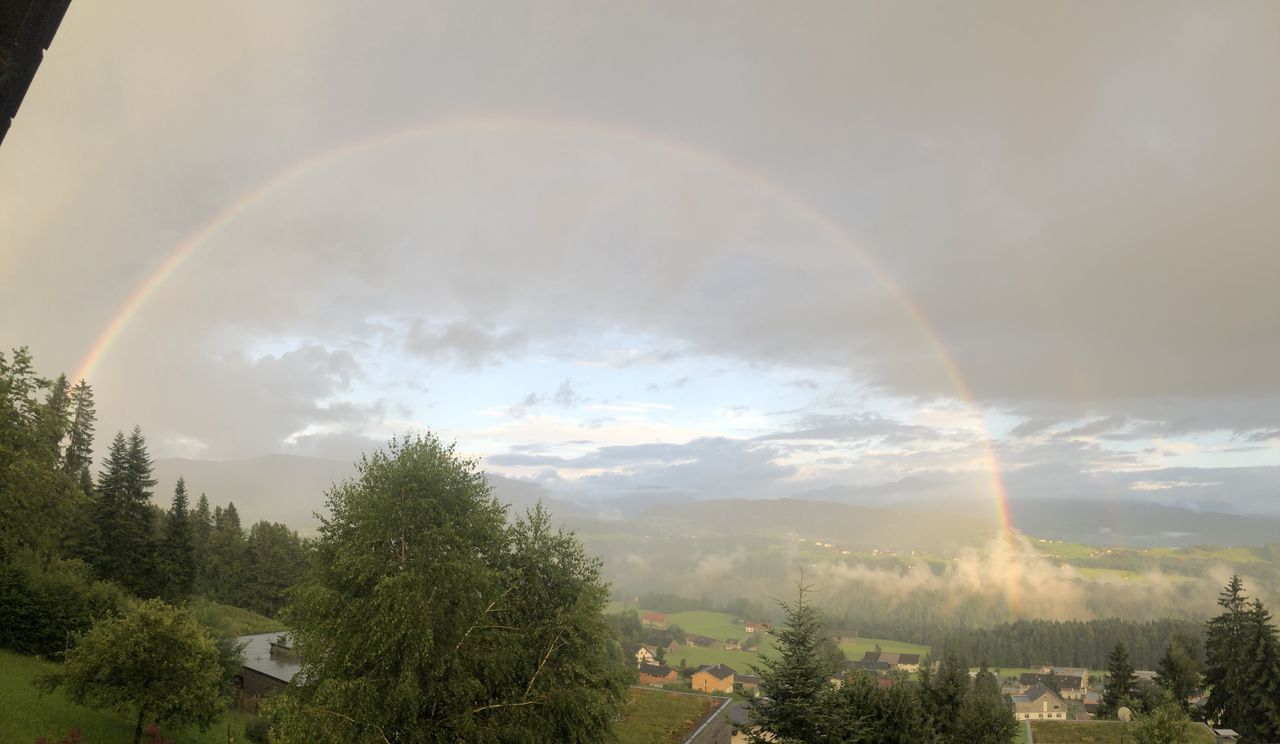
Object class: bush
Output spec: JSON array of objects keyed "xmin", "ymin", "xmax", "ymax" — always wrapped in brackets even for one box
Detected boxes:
[
  {"xmin": 244, "ymin": 716, "xmax": 272, "ymax": 744},
  {"xmin": 0, "ymin": 560, "xmax": 127, "ymax": 657}
]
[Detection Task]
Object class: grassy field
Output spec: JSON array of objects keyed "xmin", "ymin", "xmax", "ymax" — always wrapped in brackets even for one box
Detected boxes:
[
  {"xmin": 1030, "ymin": 720, "xmax": 1214, "ymax": 743},
  {"xmin": 615, "ymin": 687, "xmax": 722, "ymax": 744},
  {"xmin": 188, "ymin": 598, "xmax": 285, "ymax": 637},
  {"xmin": 666, "ymin": 633, "xmax": 930, "ymax": 674},
  {"xmin": 838, "ymin": 637, "xmax": 931, "ymax": 659},
  {"xmin": 0, "ymin": 650, "xmax": 256, "ymax": 744},
  {"xmin": 650, "ymin": 611, "xmax": 750, "ymax": 641}
]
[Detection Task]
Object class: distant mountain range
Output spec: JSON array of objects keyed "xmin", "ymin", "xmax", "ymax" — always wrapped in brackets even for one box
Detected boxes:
[{"xmin": 153, "ymin": 455, "xmax": 1280, "ymax": 548}]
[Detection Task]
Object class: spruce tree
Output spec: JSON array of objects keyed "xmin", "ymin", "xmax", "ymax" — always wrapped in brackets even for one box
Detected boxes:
[
  {"xmin": 1100, "ymin": 642, "xmax": 1136, "ymax": 718},
  {"xmin": 90, "ymin": 428, "xmax": 160, "ymax": 596},
  {"xmin": 921, "ymin": 650, "xmax": 971, "ymax": 740},
  {"xmin": 162, "ymin": 477, "xmax": 196, "ymax": 599},
  {"xmin": 90, "ymin": 431, "xmax": 132, "ymax": 584},
  {"xmin": 63, "ymin": 379, "xmax": 95, "ymax": 491},
  {"xmin": 1237, "ymin": 599, "xmax": 1280, "ymax": 741},
  {"xmin": 746, "ymin": 581, "xmax": 840, "ymax": 743},
  {"xmin": 191, "ymin": 494, "xmax": 213, "ymax": 595},
  {"xmin": 1203, "ymin": 576, "xmax": 1250, "ymax": 729}
]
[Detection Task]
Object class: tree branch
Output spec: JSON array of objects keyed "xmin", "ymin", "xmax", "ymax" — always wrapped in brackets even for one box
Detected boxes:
[
  {"xmin": 523, "ymin": 630, "xmax": 566, "ymax": 702},
  {"xmin": 455, "ymin": 586, "xmax": 516, "ymax": 652},
  {"xmin": 314, "ymin": 706, "xmax": 392, "ymax": 744}
]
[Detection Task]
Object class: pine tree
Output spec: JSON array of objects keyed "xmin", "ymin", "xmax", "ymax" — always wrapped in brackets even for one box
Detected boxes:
[
  {"xmin": 190, "ymin": 494, "xmax": 214, "ymax": 595},
  {"xmin": 1203, "ymin": 576, "xmax": 1250, "ymax": 729},
  {"xmin": 1100, "ymin": 642, "xmax": 1136, "ymax": 719},
  {"xmin": 921, "ymin": 650, "xmax": 971, "ymax": 740},
  {"xmin": 205, "ymin": 502, "xmax": 247, "ymax": 604},
  {"xmin": 90, "ymin": 428, "xmax": 160, "ymax": 596},
  {"xmin": 162, "ymin": 477, "xmax": 196, "ymax": 599},
  {"xmin": 746, "ymin": 581, "xmax": 841, "ymax": 743},
  {"xmin": 63, "ymin": 379, "xmax": 95, "ymax": 491},
  {"xmin": 1236, "ymin": 599, "xmax": 1280, "ymax": 741},
  {"xmin": 974, "ymin": 661, "xmax": 1000, "ymax": 700}
]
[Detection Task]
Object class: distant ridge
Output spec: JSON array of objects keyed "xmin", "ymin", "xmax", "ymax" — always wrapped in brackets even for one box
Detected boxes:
[{"xmin": 153, "ymin": 455, "xmax": 579, "ymax": 531}]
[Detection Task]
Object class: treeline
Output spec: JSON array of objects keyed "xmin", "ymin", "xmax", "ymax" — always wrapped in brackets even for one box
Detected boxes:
[
  {"xmin": 934, "ymin": 618, "xmax": 1204, "ymax": 670},
  {"xmin": 0, "ymin": 347, "xmax": 308, "ymax": 659}
]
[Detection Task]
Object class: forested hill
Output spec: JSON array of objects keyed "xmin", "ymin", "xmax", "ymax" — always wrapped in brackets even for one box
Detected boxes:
[
  {"xmin": 1002, "ymin": 498, "xmax": 1280, "ymax": 548},
  {"xmin": 153, "ymin": 456, "xmax": 582, "ymax": 530}
]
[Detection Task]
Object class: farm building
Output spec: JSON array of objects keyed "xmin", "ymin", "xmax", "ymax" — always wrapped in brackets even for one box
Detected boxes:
[
  {"xmin": 235, "ymin": 632, "xmax": 301, "ymax": 698},
  {"xmin": 861, "ymin": 651, "xmax": 921, "ymax": 672},
  {"xmin": 638, "ymin": 663, "xmax": 679, "ymax": 686},
  {"xmin": 1011, "ymin": 685, "xmax": 1068, "ymax": 721},
  {"xmin": 641, "ymin": 612, "xmax": 668, "ymax": 627},
  {"xmin": 692, "ymin": 663, "xmax": 736, "ymax": 694}
]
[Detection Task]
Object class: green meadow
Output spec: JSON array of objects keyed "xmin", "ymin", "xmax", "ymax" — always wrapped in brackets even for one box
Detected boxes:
[{"xmin": 0, "ymin": 650, "xmax": 255, "ymax": 744}]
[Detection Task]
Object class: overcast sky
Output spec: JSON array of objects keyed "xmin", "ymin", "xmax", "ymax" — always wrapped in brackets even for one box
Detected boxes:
[{"xmin": 1, "ymin": 1, "xmax": 1277, "ymax": 513}]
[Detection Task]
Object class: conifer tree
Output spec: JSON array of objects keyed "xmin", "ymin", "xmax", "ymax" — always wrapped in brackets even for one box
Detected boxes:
[
  {"xmin": 63, "ymin": 379, "xmax": 95, "ymax": 491},
  {"xmin": 1203, "ymin": 576, "xmax": 1250, "ymax": 729},
  {"xmin": 1236, "ymin": 599, "xmax": 1280, "ymax": 741},
  {"xmin": 921, "ymin": 650, "xmax": 971, "ymax": 740},
  {"xmin": 204, "ymin": 502, "xmax": 247, "ymax": 604},
  {"xmin": 746, "ymin": 581, "xmax": 841, "ymax": 743},
  {"xmin": 91, "ymin": 428, "xmax": 160, "ymax": 595},
  {"xmin": 1100, "ymin": 642, "xmax": 1136, "ymax": 718},
  {"xmin": 162, "ymin": 477, "xmax": 196, "ymax": 599}
]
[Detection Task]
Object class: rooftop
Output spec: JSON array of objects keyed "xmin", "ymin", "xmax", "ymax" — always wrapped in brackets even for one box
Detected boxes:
[{"xmin": 236, "ymin": 632, "xmax": 302, "ymax": 684}]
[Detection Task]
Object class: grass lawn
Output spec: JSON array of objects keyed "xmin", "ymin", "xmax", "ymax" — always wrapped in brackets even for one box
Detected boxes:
[
  {"xmin": 0, "ymin": 650, "xmax": 255, "ymax": 744},
  {"xmin": 651, "ymin": 611, "xmax": 749, "ymax": 641},
  {"xmin": 838, "ymin": 637, "xmax": 930, "ymax": 659},
  {"xmin": 188, "ymin": 598, "xmax": 285, "ymax": 638},
  {"xmin": 615, "ymin": 687, "xmax": 721, "ymax": 744},
  {"xmin": 1030, "ymin": 720, "xmax": 1214, "ymax": 743}
]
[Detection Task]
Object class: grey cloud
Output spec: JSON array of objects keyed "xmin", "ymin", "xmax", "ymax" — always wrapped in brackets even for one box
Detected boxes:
[{"xmin": 553, "ymin": 378, "xmax": 582, "ymax": 408}]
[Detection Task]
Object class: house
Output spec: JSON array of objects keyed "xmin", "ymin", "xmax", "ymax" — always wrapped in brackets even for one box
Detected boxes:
[
  {"xmin": 1011, "ymin": 685, "xmax": 1068, "ymax": 721},
  {"xmin": 623, "ymin": 643, "xmax": 659, "ymax": 667},
  {"xmin": 861, "ymin": 651, "xmax": 921, "ymax": 673},
  {"xmin": 692, "ymin": 663, "xmax": 736, "ymax": 694},
  {"xmin": 641, "ymin": 612, "xmax": 668, "ymax": 628},
  {"xmin": 1018, "ymin": 672, "xmax": 1087, "ymax": 700},
  {"xmin": 1212, "ymin": 729, "xmax": 1240, "ymax": 744},
  {"xmin": 638, "ymin": 663, "xmax": 679, "ymax": 686},
  {"xmin": 744, "ymin": 621, "xmax": 772, "ymax": 634},
  {"xmin": 724, "ymin": 639, "xmax": 743, "ymax": 651},
  {"xmin": 1083, "ymin": 691, "xmax": 1101, "ymax": 715},
  {"xmin": 828, "ymin": 629, "xmax": 859, "ymax": 644},
  {"xmin": 685, "ymin": 633, "xmax": 718, "ymax": 648},
  {"xmin": 735, "ymin": 674, "xmax": 760, "ymax": 694},
  {"xmin": 235, "ymin": 632, "xmax": 301, "ymax": 698}
]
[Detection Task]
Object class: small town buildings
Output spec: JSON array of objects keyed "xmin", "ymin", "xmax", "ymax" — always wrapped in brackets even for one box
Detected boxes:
[
  {"xmin": 1212, "ymin": 729, "xmax": 1240, "ymax": 744},
  {"xmin": 861, "ymin": 651, "xmax": 921, "ymax": 673},
  {"xmin": 685, "ymin": 633, "xmax": 718, "ymax": 648},
  {"xmin": 235, "ymin": 632, "xmax": 301, "ymax": 698},
  {"xmin": 692, "ymin": 663, "xmax": 736, "ymax": 694},
  {"xmin": 724, "ymin": 639, "xmax": 743, "ymax": 651},
  {"xmin": 624, "ymin": 643, "xmax": 660, "ymax": 667},
  {"xmin": 1011, "ymin": 685, "xmax": 1068, "ymax": 721},
  {"xmin": 638, "ymin": 663, "xmax": 679, "ymax": 686},
  {"xmin": 735, "ymin": 674, "xmax": 760, "ymax": 695},
  {"xmin": 1018, "ymin": 672, "xmax": 1087, "ymax": 700}
]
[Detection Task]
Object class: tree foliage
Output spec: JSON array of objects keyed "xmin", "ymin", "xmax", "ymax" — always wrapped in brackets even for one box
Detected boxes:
[
  {"xmin": 37, "ymin": 599, "xmax": 227, "ymax": 744},
  {"xmin": 270, "ymin": 434, "xmax": 628, "ymax": 743}
]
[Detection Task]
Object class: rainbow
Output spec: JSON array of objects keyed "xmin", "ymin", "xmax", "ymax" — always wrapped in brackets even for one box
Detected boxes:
[{"xmin": 71, "ymin": 114, "xmax": 1022, "ymax": 615}]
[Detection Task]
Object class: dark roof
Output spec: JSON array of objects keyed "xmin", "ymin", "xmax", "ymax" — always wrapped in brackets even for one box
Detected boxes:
[
  {"xmin": 1019, "ymin": 672, "xmax": 1083, "ymax": 688},
  {"xmin": 897, "ymin": 654, "xmax": 921, "ymax": 664},
  {"xmin": 638, "ymin": 663, "xmax": 675, "ymax": 677},
  {"xmin": 237, "ymin": 632, "xmax": 301, "ymax": 684},
  {"xmin": 686, "ymin": 633, "xmax": 718, "ymax": 645},
  {"xmin": 729, "ymin": 701, "xmax": 753, "ymax": 726},
  {"xmin": 736, "ymin": 674, "xmax": 760, "ymax": 684},
  {"xmin": 1014, "ymin": 685, "xmax": 1064, "ymax": 705},
  {"xmin": 696, "ymin": 663, "xmax": 736, "ymax": 680}
]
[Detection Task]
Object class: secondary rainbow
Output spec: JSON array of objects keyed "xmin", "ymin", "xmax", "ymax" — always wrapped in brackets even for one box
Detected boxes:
[{"xmin": 72, "ymin": 114, "xmax": 1023, "ymax": 615}]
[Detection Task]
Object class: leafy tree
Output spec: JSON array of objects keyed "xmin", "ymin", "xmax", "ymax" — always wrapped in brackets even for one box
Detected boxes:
[
  {"xmin": 973, "ymin": 662, "xmax": 1000, "ymax": 700},
  {"xmin": 954, "ymin": 691, "xmax": 1018, "ymax": 744},
  {"xmin": 0, "ymin": 348, "xmax": 82, "ymax": 562},
  {"xmin": 37, "ymin": 599, "xmax": 227, "ymax": 744},
  {"xmin": 1128, "ymin": 691, "xmax": 1193, "ymax": 744},
  {"xmin": 826, "ymin": 674, "xmax": 932, "ymax": 744},
  {"xmin": 269, "ymin": 434, "xmax": 628, "ymax": 743},
  {"xmin": 746, "ymin": 581, "xmax": 841, "ymax": 743},
  {"xmin": 1154, "ymin": 633, "xmax": 1200, "ymax": 712},
  {"xmin": 242, "ymin": 520, "xmax": 308, "ymax": 616},
  {"xmin": 1100, "ymin": 642, "xmax": 1136, "ymax": 719},
  {"xmin": 161, "ymin": 478, "xmax": 196, "ymax": 599}
]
